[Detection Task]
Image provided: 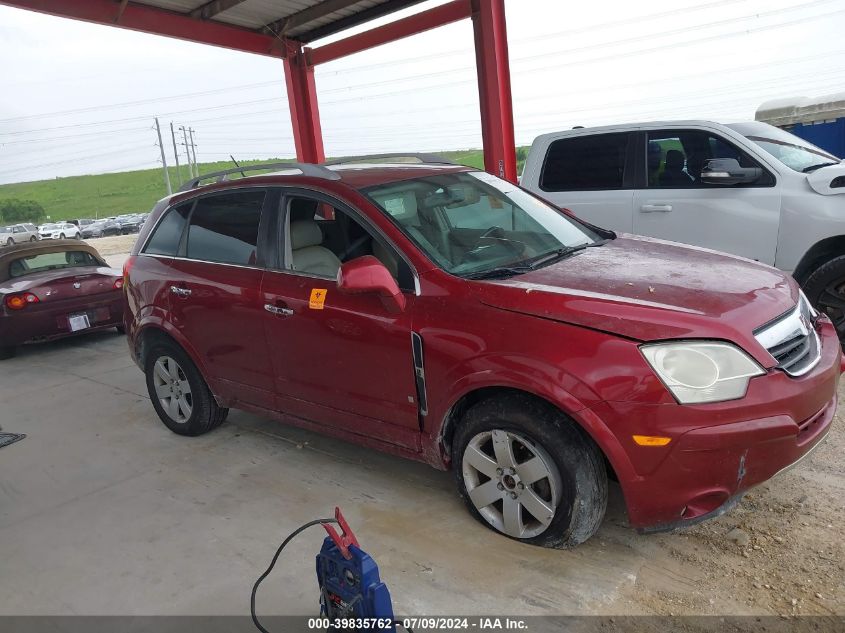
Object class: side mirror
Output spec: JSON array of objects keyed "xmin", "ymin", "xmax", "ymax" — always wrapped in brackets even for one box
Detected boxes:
[
  {"xmin": 337, "ymin": 255, "xmax": 406, "ymax": 314},
  {"xmin": 700, "ymin": 158, "xmax": 762, "ymax": 185}
]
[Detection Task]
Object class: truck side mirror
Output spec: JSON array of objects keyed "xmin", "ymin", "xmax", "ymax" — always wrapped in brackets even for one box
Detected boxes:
[{"xmin": 700, "ymin": 158, "xmax": 762, "ymax": 185}]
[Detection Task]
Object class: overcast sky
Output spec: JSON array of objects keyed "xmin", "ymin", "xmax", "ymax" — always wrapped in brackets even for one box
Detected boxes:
[{"xmin": 1, "ymin": 0, "xmax": 844, "ymax": 185}]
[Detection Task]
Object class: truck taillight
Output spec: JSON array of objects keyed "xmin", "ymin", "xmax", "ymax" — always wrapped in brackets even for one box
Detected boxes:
[{"xmin": 5, "ymin": 292, "xmax": 39, "ymax": 310}]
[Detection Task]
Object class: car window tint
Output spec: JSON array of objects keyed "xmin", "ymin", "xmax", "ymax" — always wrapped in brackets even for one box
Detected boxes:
[
  {"xmin": 541, "ymin": 133, "xmax": 629, "ymax": 191},
  {"xmin": 143, "ymin": 203, "xmax": 191, "ymax": 256},
  {"xmin": 647, "ymin": 129, "xmax": 773, "ymax": 188},
  {"xmin": 186, "ymin": 191, "xmax": 265, "ymax": 265}
]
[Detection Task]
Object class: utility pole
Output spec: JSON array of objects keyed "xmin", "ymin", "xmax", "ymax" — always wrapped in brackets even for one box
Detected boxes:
[
  {"xmin": 154, "ymin": 117, "xmax": 172, "ymax": 195},
  {"xmin": 179, "ymin": 126, "xmax": 195, "ymax": 178},
  {"xmin": 170, "ymin": 121, "xmax": 182, "ymax": 185},
  {"xmin": 188, "ymin": 127, "xmax": 199, "ymax": 177}
]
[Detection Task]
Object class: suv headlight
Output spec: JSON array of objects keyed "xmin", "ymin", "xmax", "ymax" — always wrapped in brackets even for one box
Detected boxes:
[{"xmin": 640, "ymin": 341, "xmax": 764, "ymax": 404}]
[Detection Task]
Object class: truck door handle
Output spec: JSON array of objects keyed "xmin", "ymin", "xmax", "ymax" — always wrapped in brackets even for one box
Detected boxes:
[
  {"xmin": 170, "ymin": 286, "xmax": 191, "ymax": 297},
  {"xmin": 640, "ymin": 204, "xmax": 673, "ymax": 213},
  {"xmin": 264, "ymin": 304, "xmax": 294, "ymax": 316}
]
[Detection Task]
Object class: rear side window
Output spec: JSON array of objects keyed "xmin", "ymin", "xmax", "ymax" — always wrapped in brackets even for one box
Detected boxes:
[
  {"xmin": 144, "ymin": 204, "xmax": 191, "ymax": 256},
  {"xmin": 186, "ymin": 191, "xmax": 265, "ymax": 266},
  {"xmin": 541, "ymin": 133, "xmax": 630, "ymax": 191}
]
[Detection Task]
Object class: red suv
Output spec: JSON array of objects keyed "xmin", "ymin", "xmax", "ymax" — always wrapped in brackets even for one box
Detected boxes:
[{"xmin": 124, "ymin": 157, "xmax": 839, "ymax": 548}]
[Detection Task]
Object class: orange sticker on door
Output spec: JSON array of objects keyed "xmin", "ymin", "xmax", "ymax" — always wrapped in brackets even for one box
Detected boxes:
[{"xmin": 309, "ymin": 288, "xmax": 328, "ymax": 310}]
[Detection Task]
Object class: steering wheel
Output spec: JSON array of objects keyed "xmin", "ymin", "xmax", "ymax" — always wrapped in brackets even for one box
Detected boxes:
[
  {"xmin": 463, "ymin": 226, "xmax": 527, "ymax": 264},
  {"xmin": 472, "ymin": 225, "xmax": 506, "ymax": 248}
]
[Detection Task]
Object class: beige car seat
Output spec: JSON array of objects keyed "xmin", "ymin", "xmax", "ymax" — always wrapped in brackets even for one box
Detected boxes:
[{"xmin": 289, "ymin": 220, "xmax": 341, "ymax": 278}]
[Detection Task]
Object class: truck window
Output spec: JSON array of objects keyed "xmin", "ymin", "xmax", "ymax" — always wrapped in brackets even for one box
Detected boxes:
[
  {"xmin": 647, "ymin": 130, "xmax": 774, "ymax": 188},
  {"xmin": 540, "ymin": 133, "xmax": 630, "ymax": 191}
]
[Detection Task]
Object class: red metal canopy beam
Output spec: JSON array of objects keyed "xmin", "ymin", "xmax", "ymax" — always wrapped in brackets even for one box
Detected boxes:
[
  {"xmin": 308, "ymin": 0, "xmax": 471, "ymax": 66},
  {"xmin": 284, "ymin": 40, "xmax": 326, "ymax": 163},
  {"xmin": 472, "ymin": 0, "xmax": 517, "ymax": 183},
  {"xmin": 0, "ymin": 0, "xmax": 284, "ymax": 57}
]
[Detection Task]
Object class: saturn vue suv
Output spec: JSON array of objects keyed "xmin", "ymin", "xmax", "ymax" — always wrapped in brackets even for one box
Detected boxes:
[{"xmin": 123, "ymin": 157, "xmax": 839, "ymax": 547}]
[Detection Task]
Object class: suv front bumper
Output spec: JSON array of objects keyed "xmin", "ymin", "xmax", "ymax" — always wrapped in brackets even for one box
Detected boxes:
[{"xmin": 591, "ymin": 319, "xmax": 840, "ymax": 530}]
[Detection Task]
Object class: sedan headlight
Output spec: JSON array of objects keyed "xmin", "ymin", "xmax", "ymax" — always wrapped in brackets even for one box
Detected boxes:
[{"xmin": 640, "ymin": 341, "xmax": 764, "ymax": 404}]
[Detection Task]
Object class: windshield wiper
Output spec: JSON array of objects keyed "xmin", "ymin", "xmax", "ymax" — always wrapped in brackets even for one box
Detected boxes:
[
  {"xmin": 524, "ymin": 239, "xmax": 609, "ymax": 270},
  {"xmin": 803, "ymin": 162, "xmax": 840, "ymax": 173},
  {"xmin": 463, "ymin": 265, "xmax": 535, "ymax": 280}
]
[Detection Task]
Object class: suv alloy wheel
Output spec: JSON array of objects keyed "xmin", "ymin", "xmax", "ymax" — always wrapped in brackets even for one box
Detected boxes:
[
  {"xmin": 452, "ymin": 394, "xmax": 608, "ymax": 548},
  {"xmin": 144, "ymin": 340, "xmax": 228, "ymax": 436}
]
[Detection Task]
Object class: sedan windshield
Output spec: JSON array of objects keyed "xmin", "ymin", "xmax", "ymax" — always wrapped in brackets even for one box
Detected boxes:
[
  {"xmin": 9, "ymin": 251, "xmax": 100, "ymax": 278},
  {"xmin": 365, "ymin": 171, "xmax": 604, "ymax": 277},
  {"xmin": 745, "ymin": 127, "xmax": 840, "ymax": 172}
]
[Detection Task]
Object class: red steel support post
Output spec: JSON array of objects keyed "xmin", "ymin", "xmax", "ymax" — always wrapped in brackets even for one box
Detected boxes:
[
  {"xmin": 471, "ymin": 0, "xmax": 517, "ymax": 183},
  {"xmin": 283, "ymin": 40, "xmax": 326, "ymax": 164}
]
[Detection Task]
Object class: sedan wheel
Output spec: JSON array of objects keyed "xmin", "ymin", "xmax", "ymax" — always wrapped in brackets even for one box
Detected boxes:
[
  {"xmin": 29, "ymin": 236, "xmax": 36, "ymax": 242},
  {"xmin": 5, "ymin": 238, "xmax": 12, "ymax": 246},
  {"xmin": 152, "ymin": 356, "xmax": 193, "ymax": 423},
  {"xmin": 462, "ymin": 429, "xmax": 561, "ymax": 539}
]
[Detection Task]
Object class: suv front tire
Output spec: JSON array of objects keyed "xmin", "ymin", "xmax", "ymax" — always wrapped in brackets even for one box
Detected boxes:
[
  {"xmin": 144, "ymin": 340, "xmax": 228, "ymax": 436},
  {"xmin": 452, "ymin": 394, "xmax": 607, "ymax": 548}
]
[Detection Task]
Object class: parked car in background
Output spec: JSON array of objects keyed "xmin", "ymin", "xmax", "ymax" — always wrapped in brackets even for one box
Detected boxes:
[
  {"xmin": 0, "ymin": 240, "xmax": 124, "ymax": 359},
  {"xmin": 81, "ymin": 219, "xmax": 121, "ymax": 239},
  {"xmin": 521, "ymin": 120, "xmax": 845, "ymax": 341},
  {"xmin": 39, "ymin": 222, "xmax": 81, "ymax": 240},
  {"xmin": 115, "ymin": 214, "xmax": 143, "ymax": 234},
  {"xmin": 1, "ymin": 223, "xmax": 40, "ymax": 246},
  {"xmin": 124, "ymin": 159, "xmax": 838, "ymax": 548},
  {"xmin": 72, "ymin": 218, "xmax": 96, "ymax": 229}
]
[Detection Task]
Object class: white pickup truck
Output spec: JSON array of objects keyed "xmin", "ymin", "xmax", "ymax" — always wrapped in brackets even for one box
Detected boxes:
[{"xmin": 520, "ymin": 120, "xmax": 845, "ymax": 340}]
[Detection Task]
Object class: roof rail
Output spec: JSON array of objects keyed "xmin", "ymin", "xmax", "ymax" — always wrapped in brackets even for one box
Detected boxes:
[
  {"xmin": 178, "ymin": 162, "xmax": 340, "ymax": 192},
  {"xmin": 323, "ymin": 153, "xmax": 457, "ymax": 166}
]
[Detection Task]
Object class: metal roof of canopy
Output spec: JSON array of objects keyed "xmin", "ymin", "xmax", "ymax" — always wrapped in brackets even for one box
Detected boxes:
[
  {"xmin": 0, "ymin": 0, "xmax": 518, "ymax": 182},
  {"xmin": 138, "ymin": 0, "xmax": 426, "ymax": 42}
]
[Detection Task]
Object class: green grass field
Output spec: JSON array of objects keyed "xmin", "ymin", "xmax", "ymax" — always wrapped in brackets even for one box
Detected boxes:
[{"xmin": 0, "ymin": 148, "xmax": 527, "ymax": 222}]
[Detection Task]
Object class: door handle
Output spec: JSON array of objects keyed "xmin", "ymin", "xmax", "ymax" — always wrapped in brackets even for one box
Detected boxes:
[
  {"xmin": 170, "ymin": 286, "xmax": 191, "ymax": 297},
  {"xmin": 640, "ymin": 204, "xmax": 673, "ymax": 213},
  {"xmin": 264, "ymin": 303, "xmax": 294, "ymax": 316}
]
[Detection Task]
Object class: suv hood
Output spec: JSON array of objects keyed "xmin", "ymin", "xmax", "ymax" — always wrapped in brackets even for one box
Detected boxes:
[
  {"xmin": 471, "ymin": 235, "xmax": 798, "ymax": 365},
  {"xmin": 806, "ymin": 162, "xmax": 845, "ymax": 195}
]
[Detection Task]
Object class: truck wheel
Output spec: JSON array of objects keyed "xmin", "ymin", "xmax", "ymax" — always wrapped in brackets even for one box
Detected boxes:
[
  {"xmin": 452, "ymin": 393, "xmax": 607, "ymax": 548},
  {"xmin": 144, "ymin": 341, "xmax": 228, "ymax": 436},
  {"xmin": 802, "ymin": 255, "xmax": 845, "ymax": 342}
]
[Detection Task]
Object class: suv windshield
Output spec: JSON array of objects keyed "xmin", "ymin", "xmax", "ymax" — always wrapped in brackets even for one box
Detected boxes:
[
  {"xmin": 745, "ymin": 127, "xmax": 840, "ymax": 172},
  {"xmin": 365, "ymin": 171, "xmax": 603, "ymax": 277}
]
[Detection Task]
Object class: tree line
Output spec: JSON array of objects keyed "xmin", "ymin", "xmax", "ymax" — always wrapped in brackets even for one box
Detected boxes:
[{"xmin": 0, "ymin": 199, "xmax": 46, "ymax": 224}]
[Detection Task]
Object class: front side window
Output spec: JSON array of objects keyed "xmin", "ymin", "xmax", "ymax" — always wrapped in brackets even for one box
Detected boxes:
[
  {"xmin": 284, "ymin": 195, "xmax": 413, "ymax": 290},
  {"xmin": 144, "ymin": 203, "xmax": 191, "ymax": 256},
  {"xmin": 365, "ymin": 171, "xmax": 602, "ymax": 277},
  {"xmin": 9, "ymin": 250, "xmax": 100, "ymax": 278},
  {"xmin": 186, "ymin": 191, "xmax": 265, "ymax": 266},
  {"xmin": 541, "ymin": 133, "xmax": 630, "ymax": 191},
  {"xmin": 647, "ymin": 130, "xmax": 773, "ymax": 187}
]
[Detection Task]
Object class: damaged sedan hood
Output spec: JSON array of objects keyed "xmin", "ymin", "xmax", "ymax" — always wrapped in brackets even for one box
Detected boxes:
[{"xmin": 471, "ymin": 235, "xmax": 798, "ymax": 364}]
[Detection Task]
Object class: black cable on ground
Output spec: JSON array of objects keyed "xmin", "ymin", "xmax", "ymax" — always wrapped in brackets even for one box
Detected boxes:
[{"xmin": 251, "ymin": 518, "xmax": 337, "ymax": 633}]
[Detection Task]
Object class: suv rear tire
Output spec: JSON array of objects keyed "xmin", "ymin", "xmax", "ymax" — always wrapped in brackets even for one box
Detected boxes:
[
  {"xmin": 452, "ymin": 393, "xmax": 607, "ymax": 548},
  {"xmin": 802, "ymin": 255, "xmax": 845, "ymax": 343},
  {"xmin": 144, "ymin": 341, "xmax": 228, "ymax": 436}
]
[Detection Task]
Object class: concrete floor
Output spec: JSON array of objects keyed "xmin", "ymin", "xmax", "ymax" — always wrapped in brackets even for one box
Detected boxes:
[
  {"xmin": 2, "ymin": 328, "xmax": 841, "ymax": 619},
  {"xmin": 0, "ymin": 331, "xmax": 651, "ymax": 616}
]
